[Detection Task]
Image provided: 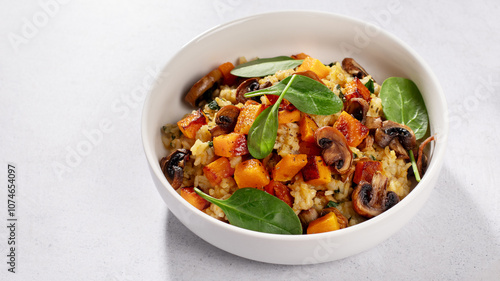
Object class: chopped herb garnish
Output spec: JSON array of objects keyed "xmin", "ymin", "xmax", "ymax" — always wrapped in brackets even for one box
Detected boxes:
[
  {"xmin": 353, "ymin": 152, "xmax": 358, "ymax": 159},
  {"xmin": 364, "ymin": 79, "xmax": 375, "ymax": 93},
  {"xmin": 208, "ymin": 100, "xmax": 220, "ymax": 110},
  {"xmin": 370, "ymin": 155, "xmax": 376, "ymax": 160},
  {"xmin": 208, "ymin": 141, "xmax": 213, "ymax": 147},
  {"xmin": 326, "ymin": 201, "xmax": 339, "ymax": 208}
]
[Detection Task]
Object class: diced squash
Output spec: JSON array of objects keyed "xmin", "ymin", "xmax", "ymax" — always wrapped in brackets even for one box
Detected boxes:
[
  {"xmin": 307, "ymin": 212, "xmax": 340, "ymax": 234},
  {"xmin": 234, "ymin": 100, "xmax": 265, "ymax": 134},
  {"xmin": 278, "ymin": 109, "xmax": 301, "ymax": 124},
  {"xmin": 299, "ymin": 114, "xmax": 319, "ymax": 143},
  {"xmin": 296, "ymin": 56, "xmax": 330, "ymax": 79},
  {"xmin": 302, "ymin": 156, "xmax": 332, "ymax": 186},
  {"xmin": 343, "ymin": 77, "xmax": 371, "ymax": 101},
  {"xmin": 180, "ymin": 187, "xmax": 210, "ymax": 210},
  {"xmin": 213, "ymin": 132, "xmax": 249, "ymax": 157},
  {"xmin": 264, "ymin": 180, "xmax": 294, "ymax": 207},
  {"xmin": 177, "ymin": 109, "xmax": 208, "ymax": 139},
  {"xmin": 203, "ymin": 157, "xmax": 235, "ymax": 186},
  {"xmin": 218, "ymin": 62, "xmax": 237, "ymax": 86},
  {"xmin": 291, "ymin": 53, "xmax": 310, "ymax": 60},
  {"xmin": 272, "ymin": 154, "xmax": 308, "ymax": 181},
  {"xmin": 299, "ymin": 141, "xmax": 322, "ymax": 156},
  {"xmin": 353, "ymin": 160, "xmax": 383, "ymax": 184},
  {"xmin": 334, "ymin": 111, "xmax": 369, "ymax": 147},
  {"xmin": 234, "ymin": 159, "xmax": 270, "ymax": 189}
]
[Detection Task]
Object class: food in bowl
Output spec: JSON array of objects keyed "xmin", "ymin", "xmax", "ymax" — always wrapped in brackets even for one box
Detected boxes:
[{"xmin": 159, "ymin": 54, "xmax": 434, "ymax": 235}]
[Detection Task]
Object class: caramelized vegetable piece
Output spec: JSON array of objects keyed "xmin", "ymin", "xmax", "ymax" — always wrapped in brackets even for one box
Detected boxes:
[
  {"xmin": 307, "ymin": 212, "xmax": 340, "ymax": 234},
  {"xmin": 294, "ymin": 70, "xmax": 325, "ymax": 85},
  {"xmin": 352, "ymin": 173, "xmax": 399, "ymax": 218},
  {"xmin": 203, "ymin": 157, "xmax": 235, "ymax": 186},
  {"xmin": 213, "ymin": 132, "xmax": 249, "ymax": 157},
  {"xmin": 234, "ymin": 100, "xmax": 265, "ymax": 134},
  {"xmin": 321, "ymin": 207, "xmax": 349, "ymax": 229},
  {"xmin": 299, "ymin": 114, "xmax": 319, "ymax": 143},
  {"xmin": 334, "ymin": 111, "xmax": 369, "ymax": 147},
  {"xmin": 265, "ymin": 180, "xmax": 294, "ymax": 207},
  {"xmin": 291, "ymin": 52, "xmax": 310, "ymax": 60},
  {"xmin": 315, "ymin": 126, "xmax": 353, "ymax": 174},
  {"xmin": 180, "ymin": 187, "xmax": 210, "ymax": 210},
  {"xmin": 296, "ymin": 57, "xmax": 330, "ymax": 79},
  {"xmin": 272, "ymin": 154, "xmax": 308, "ymax": 182},
  {"xmin": 299, "ymin": 141, "xmax": 322, "ymax": 156},
  {"xmin": 177, "ymin": 109, "xmax": 208, "ymax": 139},
  {"xmin": 302, "ymin": 156, "xmax": 332, "ymax": 186},
  {"xmin": 218, "ymin": 62, "xmax": 237, "ymax": 86},
  {"xmin": 278, "ymin": 108, "xmax": 301, "ymax": 124},
  {"xmin": 210, "ymin": 105, "xmax": 241, "ymax": 138},
  {"xmin": 234, "ymin": 159, "xmax": 270, "ymax": 189},
  {"xmin": 353, "ymin": 160, "xmax": 383, "ymax": 184},
  {"xmin": 185, "ymin": 69, "xmax": 222, "ymax": 107},
  {"xmin": 341, "ymin": 58, "xmax": 369, "ymax": 79},
  {"xmin": 160, "ymin": 149, "xmax": 191, "ymax": 189},
  {"xmin": 343, "ymin": 77, "xmax": 371, "ymax": 102}
]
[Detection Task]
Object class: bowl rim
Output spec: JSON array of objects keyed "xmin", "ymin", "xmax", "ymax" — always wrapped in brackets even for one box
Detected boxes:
[{"xmin": 141, "ymin": 10, "xmax": 449, "ymax": 241}]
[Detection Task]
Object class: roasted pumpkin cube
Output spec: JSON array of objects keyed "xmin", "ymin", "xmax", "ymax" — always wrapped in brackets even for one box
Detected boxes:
[
  {"xmin": 302, "ymin": 156, "xmax": 332, "ymax": 186},
  {"xmin": 353, "ymin": 160, "xmax": 383, "ymax": 184},
  {"xmin": 180, "ymin": 187, "xmax": 210, "ymax": 210},
  {"xmin": 278, "ymin": 108, "xmax": 301, "ymax": 124},
  {"xmin": 177, "ymin": 109, "xmax": 208, "ymax": 139},
  {"xmin": 234, "ymin": 100, "xmax": 265, "ymax": 134},
  {"xmin": 234, "ymin": 159, "xmax": 270, "ymax": 188},
  {"xmin": 203, "ymin": 157, "xmax": 235, "ymax": 186},
  {"xmin": 264, "ymin": 180, "xmax": 294, "ymax": 207},
  {"xmin": 213, "ymin": 132, "xmax": 249, "ymax": 157},
  {"xmin": 272, "ymin": 154, "xmax": 308, "ymax": 182},
  {"xmin": 299, "ymin": 141, "xmax": 322, "ymax": 156},
  {"xmin": 343, "ymin": 77, "xmax": 371, "ymax": 102},
  {"xmin": 334, "ymin": 111, "xmax": 369, "ymax": 147},
  {"xmin": 299, "ymin": 114, "xmax": 319, "ymax": 143},
  {"xmin": 307, "ymin": 212, "xmax": 340, "ymax": 234},
  {"xmin": 296, "ymin": 56, "xmax": 330, "ymax": 79},
  {"xmin": 218, "ymin": 62, "xmax": 237, "ymax": 86}
]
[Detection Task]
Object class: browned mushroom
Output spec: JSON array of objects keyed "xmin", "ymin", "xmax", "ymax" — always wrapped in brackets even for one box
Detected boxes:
[
  {"xmin": 209, "ymin": 105, "xmax": 240, "ymax": 138},
  {"xmin": 185, "ymin": 69, "xmax": 222, "ymax": 107},
  {"xmin": 416, "ymin": 135, "xmax": 435, "ymax": 175},
  {"xmin": 341, "ymin": 58, "xmax": 369, "ymax": 79},
  {"xmin": 374, "ymin": 120, "xmax": 417, "ymax": 151},
  {"xmin": 315, "ymin": 126, "xmax": 353, "ymax": 174},
  {"xmin": 352, "ymin": 173, "xmax": 399, "ymax": 218},
  {"xmin": 345, "ymin": 97, "xmax": 369, "ymax": 124},
  {"xmin": 298, "ymin": 208, "xmax": 319, "ymax": 229},
  {"xmin": 365, "ymin": 116, "xmax": 382, "ymax": 130},
  {"xmin": 235, "ymin": 78, "xmax": 261, "ymax": 104},
  {"xmin": 320, "ymin": 207, "xmax": 349, "ymax": 229},
  {"xmin": 294, "ymin": 70, "xmax": 325, "ymax": 85},
  {"xmin": 159, "ymin": 149, "xmax": 191, "ymax": 189},
  {"xmin": 389, "ymin": 138, "xmax": 409, "ymax": 159}
]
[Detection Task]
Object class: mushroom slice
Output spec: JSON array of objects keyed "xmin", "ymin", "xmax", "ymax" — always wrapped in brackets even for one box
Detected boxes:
[
  {"xmin": 315, "ymin": 126, "xmax": 353, "ymax": 174},
  {"xmin": 298, "ymin": 208, "xmax": 319, "ymax": 229},
  {"xmin": 388, "ymin": 138, "xmax": 409, "ymax": 159},
  {"xmin": 352, "ymin": 173, "xmax": 400, "ymax": 218},
  {"xmin": 365, "ymin": 116, "xmax": 382, "ymax": 130},
  {"xmin": 341, "ymin": 58, "xmax": 369, "ymax": 79},
  {"xmin": 159, "ymin": 149, "xmax": 191, "ymax": 189},
  {"xmin": 374, "ymin": 120, "xmax": 417, "ymax": 151},
  {"xmin": 417, "ymin": 135, "xmax": 435, "ymax": 175},
  {"xmin": 235, "ymin": 78, "xmax": 261, "ymax": 104},
  {"xmin": 294, "ymin": 70, "xmax": 325, "ymax": 85},
  {"xmin": 320, "ymin": 207, "xmax": 349, "ymax": 229},
  {"xmin": 345, "ymin": 98, "xmax": 369, "ymax": 124},
  {"xmin": 185, "ymin": 69, "xmax": 222, "ymax": 107},
  {"xmin": 210, "ymin": 105, "xmax": 241, "ymax": 138}
]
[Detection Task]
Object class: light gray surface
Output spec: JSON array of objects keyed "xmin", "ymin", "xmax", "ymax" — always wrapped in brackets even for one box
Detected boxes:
[{"xmin": 1, "ymin": 0, "xmax": 499, "ymax": 280}]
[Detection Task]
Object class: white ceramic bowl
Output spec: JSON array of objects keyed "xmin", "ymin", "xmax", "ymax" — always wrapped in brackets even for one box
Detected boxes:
[{"xmin": 142, "ymin": 11, "xmax": 448, "ymax": 265}]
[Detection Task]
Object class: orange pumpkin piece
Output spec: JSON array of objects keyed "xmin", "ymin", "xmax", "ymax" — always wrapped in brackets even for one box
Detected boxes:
[
  {"xmin": 307, "ymin": 212, "xmax": 340, "ymax": 234},
  {"xmin": 343, "ymin": 77, "xmax": 371, "ymax": 102},
  {"xmin": 180, "ymin": 187, "xmax": 210, "ymax": 210},
  {"xmin": 234, "ymin": 159, "xmax": 270, "ymax": 189},
  {"xmin": 234, "ymin": 100, "xmax": 265, "ymax": 134},
  {"xmin": 296, "ymin": 56, "xmax": 330, "ymax": 79},
  {"xmin": 203, "ymin": 157, "xmax": 235, "ymax": 186},
  {"xmin": 299, "ymin": 114, "xmax": 319, "ymax": 143},
  {"xmin": 278, "ymin": 109, "xmax": 301, "ymax": 124},
  {"xmin": 353, "ymin": 160, "xmax": 383, "ymax": 184},
  {"xmin": 272, "ymin": 154, "xmax": 308, "ymax": 182},
  {"xmin": 299, "ymin": 141, "xmax": 322, "ymax": 156},
  {"xmin": 218, "ymin": 62, "xmax": 237, "ymax": 86},
  {"xmin": 177, "ymin": 109, "xmax": 208, "ymax": 139},
  {"xmin": 302, "ymin": 156, "xmax": 332, "ymax": 186},
  {"xmin": 213, "ymin": 132, "xmax": 249, "ymax": 157},
  {"xmin": 264, "ymin": 180, "xmax": 294, "ymax": 207},
  {"xmin": 334, "ymin": 111, "xmax": 369, "ymax": 147}
]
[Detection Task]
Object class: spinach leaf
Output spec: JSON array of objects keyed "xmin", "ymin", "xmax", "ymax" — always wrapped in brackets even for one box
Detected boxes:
[
  {"xmin": 245, "ymin": 74, "xmax": 343, "ymax": 115},
  {"xmin": 379, "ymin": 77, "xmax": 429, "ymax": 139},
  {"xmin": 194, "ymin": 187, "xmax": 302, "ymax": 235},
  {"xmin": 230, "ymin": 56, "xmax": 304, "ymax": 78},
  {"xmin": 364, "ymin": 79, "xmax": 374, "ymax": 93},
  {"xmin": 247, "ymin": 75, "xmax": 296, "ymax": 159}
]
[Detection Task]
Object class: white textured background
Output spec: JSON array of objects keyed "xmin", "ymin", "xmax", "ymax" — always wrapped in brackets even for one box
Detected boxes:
[{"xmin": 1, "ymin": 0, "xmax": 499, "ymax": 280}]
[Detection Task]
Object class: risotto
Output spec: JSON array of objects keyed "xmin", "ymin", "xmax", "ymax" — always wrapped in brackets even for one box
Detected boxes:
[{"xmin": 159, "ymin": 54, "xmax": 430, "ymax": 234}]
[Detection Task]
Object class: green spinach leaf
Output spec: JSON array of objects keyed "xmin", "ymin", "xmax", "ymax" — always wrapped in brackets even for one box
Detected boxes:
[
  {"xmin": 230, "ymin": 56, "xmax": 304, "ymax": 78},
  {"xmin": 194, "ymin": 187, "xmax": 302, "ymax": 235},
  {"xmin": 245, "ymin": 74, "xmax": 343, "ymax": 115},
  {"xmin": 379, "ymin": 77, "xmax": 429, "ymax": 139},
  {"xmin": 364, "ymin": 79, "xmax": 374, "ymax": 93}
]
